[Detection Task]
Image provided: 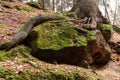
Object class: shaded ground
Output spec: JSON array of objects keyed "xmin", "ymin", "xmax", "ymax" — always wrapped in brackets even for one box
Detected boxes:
[{"xmin": 0, "ymin": 1, "xmax": 120, "ymax": 80}]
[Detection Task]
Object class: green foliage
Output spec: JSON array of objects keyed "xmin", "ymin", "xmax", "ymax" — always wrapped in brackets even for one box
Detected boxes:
[
  {"xmin": 27, "ymin": 1, "xmax": 42, "ymax": 9},
  {"xmin": 0, "ymin": 24, "xmax": 6, "ymax": 28},
  {"xmin": 31, "ymin": 22, "xmax": 96, "ymax": 50},
  {"xmin": 16, "ymin": 6, "xmax": 35, "ymax": 12}
]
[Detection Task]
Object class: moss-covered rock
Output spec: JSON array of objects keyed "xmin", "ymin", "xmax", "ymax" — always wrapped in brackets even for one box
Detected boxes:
[
  {"xmin": 0, "ymin": 50, "xmax": 16, "ymax": 61},
  {"xmin": 113, "ymin": 25, "xmax": 120, "ymax": 33},
  {"xmin": 25, "ymin": 20, "xmax": 110, "ymax": 66},
  {"xmin": 98, "ymin": 24, "xmax": 112, "ymax": 42},
  {"xmin": 31, "ymin": 22, "xmax": 95, "ymax": 50},
  {"xmin": 27, "ymin": 1, "xmax": 42, "ymax": 9},
  {"xmin": 16, "ymin": 6, "xmax": 35, "ymax": 12}
]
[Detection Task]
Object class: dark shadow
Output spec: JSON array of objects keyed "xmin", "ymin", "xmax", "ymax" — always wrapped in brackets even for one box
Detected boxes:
[{"xmin": 31, "ymin": 46, "xmax": 89, "ymax": 67}]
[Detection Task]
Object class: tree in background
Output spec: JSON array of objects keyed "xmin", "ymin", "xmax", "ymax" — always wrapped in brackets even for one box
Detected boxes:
[{"xmin": 71, "ymin": 0, "xmax": 109, "ymax": 29}]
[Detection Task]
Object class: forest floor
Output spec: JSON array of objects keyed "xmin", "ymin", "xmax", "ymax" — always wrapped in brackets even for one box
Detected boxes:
[{"xmin": 0, "ymin": 1, "xmax": 120, "ymax": 80}]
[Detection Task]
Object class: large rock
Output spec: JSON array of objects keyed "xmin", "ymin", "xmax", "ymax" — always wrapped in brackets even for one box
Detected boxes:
[{"xmin": 26, "ymin": 21, "xmax": 111, "ymax": 67}]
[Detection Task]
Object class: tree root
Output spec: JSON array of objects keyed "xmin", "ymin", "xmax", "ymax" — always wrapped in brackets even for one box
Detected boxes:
[{"xmin": 0, "ymin": 13, "xmax": 69, "ymax": 50}]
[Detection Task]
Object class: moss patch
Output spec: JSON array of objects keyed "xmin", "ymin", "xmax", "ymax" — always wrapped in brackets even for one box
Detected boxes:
[
  {"xmin": 0, "ymin": 50, "xmax": 17, "ymax": 61},
  {"xmin": 27, "ymin": 1, "xmax": 42, "ymax": 9},
  {"xmin": 0, "ymin": 45, "xmax": 31, "ymax": 61},
  {"xmin": 101, "ymin": 24, "xmax": 112, "ymax": 31},
  {"xmin": 16, "ymin": 6, "xmax": 35, "ymax": 12},
  {"xmin": 64, "ymin": 12, "xmax": 78, "ymax": 19},
  {"xmin": 0, "ymin": 66, "xmax": 99, "ymax": 80},
  {"xmin": 30, "ymin": 22, "xmax": 96, "ymax": 50},
  {"xmin": 99, "ymin": 24, "xmax": 112, "ymax": 41},
  {"xmin": 0, "ymin": 24, "xmax": 6, "ymax": 28},
  {"xmin": 113, "ymin": 25, "xmax": 120, "ymax": 33}
]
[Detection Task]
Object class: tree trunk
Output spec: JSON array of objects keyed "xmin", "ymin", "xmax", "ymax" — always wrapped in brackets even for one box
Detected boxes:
[{"xmin": 71, "ymin": 0, "xmax": 110, "ymax": 29}]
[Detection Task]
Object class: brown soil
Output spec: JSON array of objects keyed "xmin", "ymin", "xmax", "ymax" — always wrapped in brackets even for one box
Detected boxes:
[{"xmin": 0, "ymin": 1, "xmax": 53, "ymax": 42}]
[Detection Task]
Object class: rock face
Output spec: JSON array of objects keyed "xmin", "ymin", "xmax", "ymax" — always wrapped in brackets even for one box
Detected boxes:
[{"xmin": 26, "ymin": 21, "xmax": 112, "ymax": 67}]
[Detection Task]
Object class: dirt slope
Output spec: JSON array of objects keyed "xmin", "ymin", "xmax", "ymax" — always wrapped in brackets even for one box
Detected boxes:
[{"xmin": 0, "ymin": 1, "xmax": 53, "ymax": 42}]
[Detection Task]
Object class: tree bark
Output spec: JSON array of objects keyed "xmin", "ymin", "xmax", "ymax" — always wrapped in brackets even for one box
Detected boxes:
[
  {"xmin": 71, "ymin": 0, "xmax": 110, "ymax": 29},
  {"xmin": 0, "ymin": 14, "xmax": 67, "ymax": 50}
]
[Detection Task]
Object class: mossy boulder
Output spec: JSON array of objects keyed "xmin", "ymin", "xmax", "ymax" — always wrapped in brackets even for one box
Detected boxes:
[
  {"xmin": 31, "ymin": 22, "xmax": 95, "ymax": 50},
  {"xmin": 26, "ymin": 20, "xmax": 111, "ymax": 67},
  {"xmin": 16, "ymin": 6, "xmax": 35, "ymax": 12},
  {"xmin": 27, "ymin": 1, "xmax": 42, "ymax": 9}
]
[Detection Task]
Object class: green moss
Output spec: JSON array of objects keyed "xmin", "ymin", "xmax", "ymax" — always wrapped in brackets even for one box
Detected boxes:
[
  {"xmin": 0, "ymin": 50, "xmax": 17, "ymax": 61},
  {"xmin": 0, "ymin": 67, "xmax": 40, "ymax": 80},
  {"xmin": 31, "ymin": 22, "xmax": 96, "ymax": 50},
  {"xmin": 10, "ymin": 45, "xmax": 32, "ymax": 58},
  {"xmin": 64, "ymin": 12, "xmax": 78, "ymax": 19},
  {"xmin": 113, "ymin": 25, "xmax": 120, "ymax": 33},
  {"xmin": 101, "ymin": 24, "xmax": 112, "ymax": 31},
  {"xmin": 16, "ymin": 6, "xmax": 35, "ymax": 12},
  {"xmin": 0, "ymin": 24, "xmax": 6, "ymax": 28},
  {"xmin": 0, "ymin": 67, "xmax": 16, "ymax": 79},
  {"xmin": 0, "ymin": 66, "xmax": 99, "ymax": 80},
  {"xmin": 0, "ymin": 45, "xmax": 31, "ymax": 61},
  {"xmin": 27, "ymin": 1, "xmax": 42, "ymax": 9}
]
